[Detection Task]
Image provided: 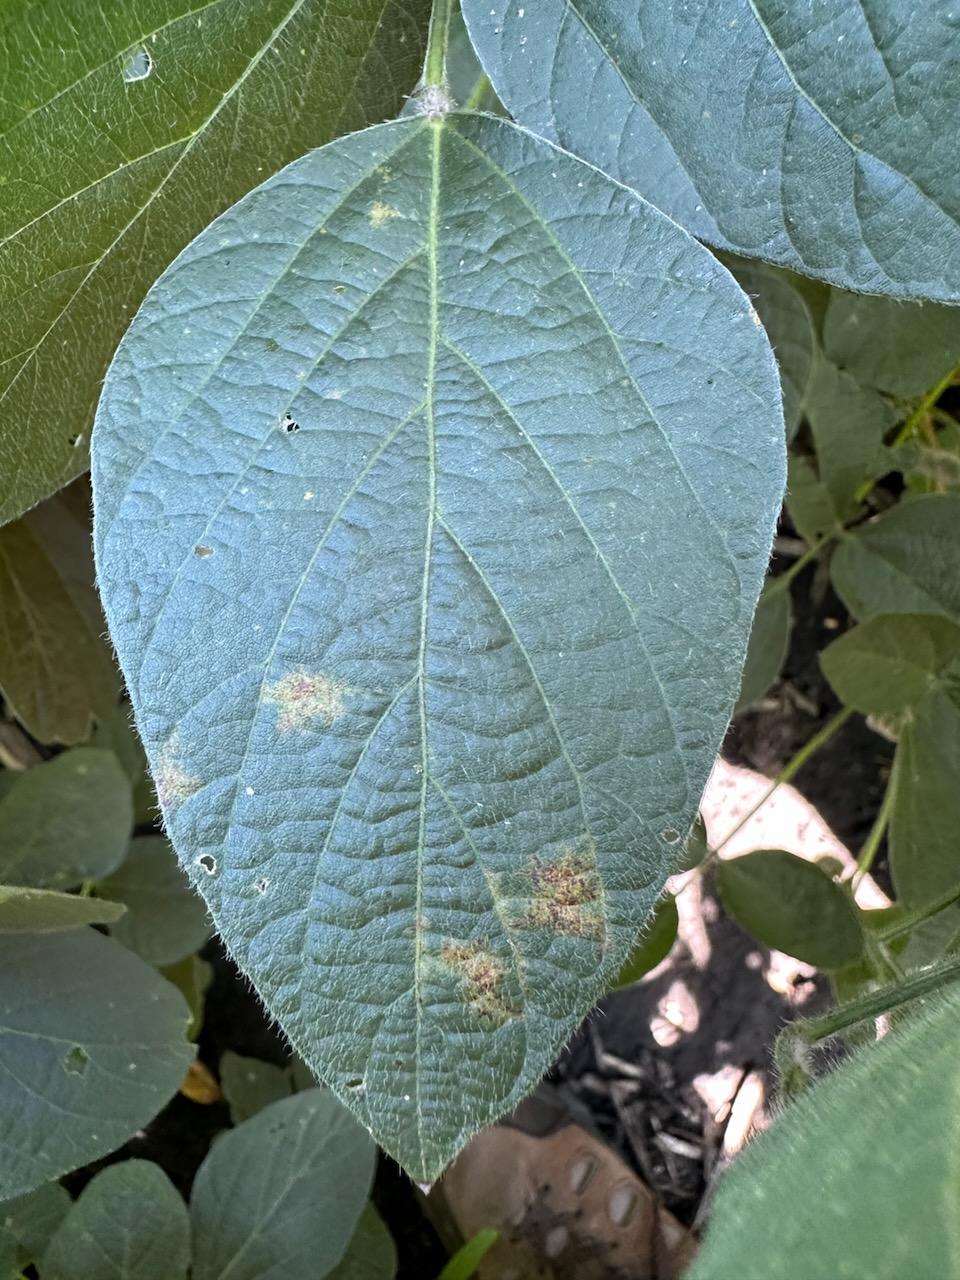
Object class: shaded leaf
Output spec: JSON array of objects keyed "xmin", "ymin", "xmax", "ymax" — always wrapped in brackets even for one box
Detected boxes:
[
  {"xmin": 159, "ymin": 954, "xmax": 213, "ymax": 1042},
  {"xmin": 823, "ymin": 291, "xmax": 960, "ymax": 398},
  {"xmin": 463, "ymin": 0, "xmax": 960, "ymax": 300},
  {"xmin": 0, "ymin": 1182, "xmax": 71, "ymax": 1267},
  {"xmin": 612, "ymin": 895, "xmax": 679, "ymax": 988},
  {"xmin": 0, "ymin": 748, "xmax": 132, "ymax": 888},
  {"xmin": 891, "ymin": 694, "xmax": 960, "ymax": 906},
  {"xmin": 0, "ymin": 488, "xmax": 118, "ymax": 744},
  {"xmin": 0, "ymin": 885, "xmax": 125, "ymax": 933},
  {"xmin": 831, "ymin": 495, "xmax": 960, "ymax": 621},
  {"xmin": 736, "ymin": 585, "xmax": 792, "ymax": 712},
  {"xmin": 93, "ymin": 111, "xmax": 784, "ymax": 1179},
  {"xmin": 92, "ymin": 704, "xmax": 157, "ymax": 827},
  {"xmin": 190, "ymin": 1090, "xmax": 375, "ymax": 1280},
  {"xmin": 218, "ymin": 1050, "xmax": 292, "ymax": 1125},
  {"xmin": 0, "ymin": 0, "xmax": 431, "ymax": 524},
  {"xmin": 42, "ymin": 1161, "xmax": 189, "ymax": 1280},
  {"xmin": 329, "ymin": 1204, "xmax": 397, "ymax": 1280},
  {"xmin": 718, "ymin": 850, "xmax": 864, "ymax": 970},
  {"xmin": 785, "ymin": 454, "xmax": 844, "ymax": 546},
  {"xmin": 0, "ymin": 928, "xmax": 193, "ymax": 1198},
  {"xmin": 100, "ymin": 836, "xmax": 209, "ymax": 965},
  {"xmin": 688, "ymin": 982, "xmax": 960, "ymax": 1280}
]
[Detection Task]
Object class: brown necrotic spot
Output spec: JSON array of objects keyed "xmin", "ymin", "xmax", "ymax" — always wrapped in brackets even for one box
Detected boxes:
[
  {"xmin": 440, "ymin": 942, "xmax": 519, "ymax": 1025},
  {"xmin": 265, "ymin": 669, "xmax": 350, "ymax": 733},
  {"xmin": 368, "ymin": 200, "xmax": 400, "ymax": 228},
  {"xmin": 525, "ymin": 841, "xmax": 605, "ymax": 941},
  {"xmin": 153, "ymin": 734, "xmax": 201, "ymax": 810}
]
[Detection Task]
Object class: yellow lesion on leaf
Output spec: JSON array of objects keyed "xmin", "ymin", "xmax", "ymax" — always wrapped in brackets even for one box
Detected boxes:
[
  {"xmin": 153, "ymin": 733, "xmax": 201, "ymax": 810},
  {"xmin": 369, "ymin": 200, "xmax": 401, "ymax": 228},
  {"xmin": 265, "ymin": 669, "xmax": 350, "ymax": 733},
  {"xmin": 525, "ymin": 840, "xmax": 605, "ymax": 941},
  {"xmin": 440, "ymin": 941, "xmax": 520, "ymax": 1025}
]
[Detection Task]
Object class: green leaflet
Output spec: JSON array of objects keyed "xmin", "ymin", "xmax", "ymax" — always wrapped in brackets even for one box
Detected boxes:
[
  {"xmin": 190, "ymin": 1090, "xmax": 375, "ymax": 1280},
  {"xmin": 0, "ymin": 1182, "xmax": 72, "ymax": 1270},
  {"xmin": 92, "ymin": 111, "xmax": 784, "ymax": 1178},
  {"xmin": 822, "ymin": 289, "xmax": 960, "ymax": 398},
  {"xmin": 735, "ymin": 584, "xmax": 792, "ymax": 712},
  {"xmin": 100, "ymin": 836, "xmax": 210, "ymax": 965},
  {"xmin": 42, "ymin": 1161, "xmax": 190, "ymax": 1280},
  {"xmin": 688, "ymin": 981, "xmax": 960, "ymax": 1279},
  {"xmin": 462, "ymin": 0, "xmax": 960, "ymax": 301},
  {"xmin": 0, "ymin": 885, "xmax": 125, "ymax": 933},
  {"xmin": 0, "ymin": 928, "xmax": 193, "ymax": 1198},
  {"xmin": 0, "ymin": 0, "xmax": 430, "ymax": 525},
  {"xmin": 328, "ymin": 1205, "xmax": 397, "ymax": 1280}
]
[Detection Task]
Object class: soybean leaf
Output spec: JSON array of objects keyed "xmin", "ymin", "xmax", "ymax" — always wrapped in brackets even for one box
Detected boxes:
[
  {"xmin": 688, "ymin": 981, "xmax": 960, "ymax": 1280},
  {"xmin": 329, "ymin": 1205, "xmax": 397, "ymax": 1280},
  {"xmin": 786, "ymin": 454, "xmax": 844, "ymax": 546},
  {"xmin": 190, "ymin": 1090, "xmax": 375, "ymax": 1280},
  {"xmin": 0, "ymin": 0, "xmax": 431, "ymax": 526},
  {"xmin": 821, "ymin": 613, "xmax": 960, "ymax": 725},
  {"xmin": 0, "ymin": 928, "xmax": 193, "ymax": 1198},
  {"xmin": 92, "ymin": 111, "xmax": 784, "ymax": 1179},
  {"xmin": 160, "ymin": 954, "xmax": 213, "ymax": 1042},
  {"xmin": 42, "ymin": 1161, "xmax": 189, "ymax": 1280},
  {"xmin": 0, "ymin": 748, "xmax": 132, "ymax": 889},
  {"xmin": 831, "ymin": 495, "xmax": 960, "ymax": 621},
  {"xmin": 0, "ymin": 1182, "xmax": 71, "ymax": 1268},
  {"xmin": 823, "ymin": 291, "xmax": 960, "ymax": 398},
  {"xmin": 717, "ymin": 850, "xmax": 864, "ymax": 969},
  {"xmin": 463, "ymin": 0, "xmax": 960, "ymax": 301},
  {"xmin": 612, "ymin": 895, "xmax": 678, "ymax": 988},
  {"xmin": 728, "ymin": 260, "xmax": 816, "ymax": 438},
  {"xmin": 736, "ymin": 585, "xmax": 792, "ymax": 712},
  {"xmin": 100, "ymin": 836, "xmax": 209, "ymax": 965},
  {"xmin": 0, "ymin": 487, "xmax": 118, "ymax": 744},
  {"xmin": 92, "ymin": 704, "xmax": 158, "ymax": 826},
  {"xmin": 892, "ymin": 694, "xmax": 960, "ymax": 905},
  {"xmin": 0, "ymin": 885, "xmax": 125, "ymax": 933},
  {"xmin": 218, "ymin": 1051, "xmax": 292, "ymax": 1125}
]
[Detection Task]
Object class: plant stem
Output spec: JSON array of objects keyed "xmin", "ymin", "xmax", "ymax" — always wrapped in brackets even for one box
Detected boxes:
[
  {"xmin": 891, "ymin": 363, "xmax": 959, "ymax": 449},
  {"xmin": 854, "ymin": 753, "xmax": 898, "ymax": 880},
  {"xmin": 874, "ymin": 881, "xmax": 960, "ymax": 945},
  {"xmin": 423, "ymin": 0, "xmax": 455, "ymax": 88},
  {"xmin": 764, "ymin": 532, "xmax": 836, "ymax": 598},
  {"xmin": 710, "ymin": 706, "xmax": 854, "ymax": 859},
  {"xmin": 464, "ymin": 73, "xmax": 492, "ymax": 111}
]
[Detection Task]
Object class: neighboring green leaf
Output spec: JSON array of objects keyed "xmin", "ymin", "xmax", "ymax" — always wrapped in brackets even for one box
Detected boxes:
[
  {"xmin": 612, "ymin": 895, "xmax": 679, "ymax": 988},
  {"xmin": 0, "ymin": 1182, "xmax": 71, "ymax": 1267},
  {"xmin": 100, "ymin": 836, "xmax": 209, "ymax": 965},
  {"xmin": 821, "ymin": 613, "xmax": 960, "ymax": 722},
  {"xmin": 0, "ymin": 748, "xmax": 132, "ymax": 889},
  {"xmin": 438, "ymin": 1229, "xmax": 500, "ymax": 1280},
  {"xmin": 190, "ymin": 1090, "xmax": 375, "ymax": 1280},
  {"xmin": 0, "ymin": 488, "xmax": 118, "ymax": 744},
  {"xmin": 92, "ymin": 704, "xmax": 158, "ymax": 827},
  {"xmin": 831, "ymin": 495, "xmax": 960, "ymax": 621},
  {"xmin": 0, "ymin": 928, "xmax": 193, "ymax": 1198},
  {"xmin": 891, "ymin": 693, "xmax": 960, "ymax": 906},
  {"xmin": 42, "ymin": 1161, "xmax": 189, "ymax": 1280},
  {"xmin": 717, "ymin": 850, "xmax": 864, "ymax": 970},
  {"xmin": 687, "ymin": 982, "xmax": 960, "ymax": 1280},
  {"xmin": 727, "ymin": 260, "xmax": 815, "ymax": 438},
  {"xmin": 159, "ymin": 954, "xmax": 213, "ymax": 1042},
  {"xmin": 92, "ymin": 111, "xmax": 784, "ymax": 1179},
  {"xmin": 823, "ymin": 291, "xmax": 960, "ymax": 397},
  {"xmin": 803, "ymin": 354, "xmax": 897, "ymax": 516},
  {"xmin": 736, "ymin": 584, "xmax": 792, "ymax": 712},
  {"xmin": 463, "ymin": 0, "xmax": 960, "ymax": 300},
  {"xmin": 218, "ymin": 1050, "xmax": 292, "ymax": 1125},
  {"xmin": 0, "ymin": 885, "xmax": 125, "ymax": 933},
  {"xmin": 328, "ymin": 1205, "xmax": 397, "ymax": 1280},
  {"xmin": 0, "ymin": 0, "xmax": 431, "ymax": 525},
  {"xmin": 785, "ymin": 454, "xmax": 844, "ymax": 546}
]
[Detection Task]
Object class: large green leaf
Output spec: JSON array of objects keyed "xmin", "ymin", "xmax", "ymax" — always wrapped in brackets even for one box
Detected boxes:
[
  {"xmin": 0, "ymin": 748, "xmax": 132, "ymax": 889},
  {"xmin": 0, "ymin": 885, "xmax": 125, "ymax": 933},
  {"xmin": 688, "ymin": 981, "xmax": 960, "ymax": 1279},
  {"xmin": 462, "ymin": 0, "xmax": 960, "ymax": 301},
  {"xmin": 822, "ymin": 290, "xmax": 960, "ymax": 398},
  {"xmin": 92, "ymin": 111, "xmax": 784, "ymax": 1178},
  {"xmin": 0, "ymin": 486, "xmax": 118, "ymax": 743},
  {"xmin": 42, "ymin": 1161, "xmax": 189, "ymax": 1280},
  {"xmin": 0, "ymin": 928, "xmax": 193, "ymax": 1198},
  {"xmin": 190, "ymin": 1090, "xmax": 375, "ymax": 1280},
  {"xmin": 100, "ymin": 836, "xmax": 210, "ymax": 965},
  {"xmin": 0, "ymin": 0, "xmax": 431, "ymax": 526},
  {"xmin": 831, "ymin": 495, "xmax": 960, "ymax": 621},
  {"xmin": 0, "ymin": 1182, "xmax": 71, "ymax": 1270}
]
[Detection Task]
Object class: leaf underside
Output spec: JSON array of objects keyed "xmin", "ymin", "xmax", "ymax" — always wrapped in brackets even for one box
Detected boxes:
[
  {"xmin": 463, "ymin": 0, "xmax": 960, "ymax": 301},
  {"xmin": 93, "ymin": 112, "xmax": 784, "ymax": 1178}
]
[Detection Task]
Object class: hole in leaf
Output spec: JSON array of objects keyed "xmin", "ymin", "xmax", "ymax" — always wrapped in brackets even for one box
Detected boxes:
[
  {"xmin": 661, "ymin": 829, "xmax": 681, "ymax": 844},
  {"xmin": 63, "ymin": 1045, "xmax": 89, "ymax": 1074},
  {"xmin": 122, "ymin": 47, "xmax": 153, "ymax": 82},
  {"xmin": 197, "ymin": 854, "xmax": 217, "ymax": 875},
  {"xmin": 67, "ymin": 433, "xmax": 83, "ymax": 448},
  {"xmin": 345, "ymin": 1077, "xmax": 364, "ymax": 1089},
  {"xmin": 280, "ymin": 413, "xmax": 300, "ymax": 434},
  {"xmin": 255, "ymin": 877, "xmax": 270, "ymax": 894}
]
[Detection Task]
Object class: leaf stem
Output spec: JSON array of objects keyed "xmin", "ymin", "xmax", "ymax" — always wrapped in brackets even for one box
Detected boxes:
[
  {"xmin": 874, "ymin": 881, "xmax": 960, "ymax": 945},
  {"xmin": 853, "ymin": 751, "xmax": 899, "ymax": 883},
  {"xmin": 423, "ymin": 0, "xmax": 455, "ymax": 88},
  {"xmin": 764, "ymin": 532, "xmax": 836, "ymax": 598},
  {"xmin": 891, "ymin": 363, "xmax": 959, "ymax": 450},
  {"xmin": 465, "ymin": 73, "xmax": 492, "ymax": 111}
]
